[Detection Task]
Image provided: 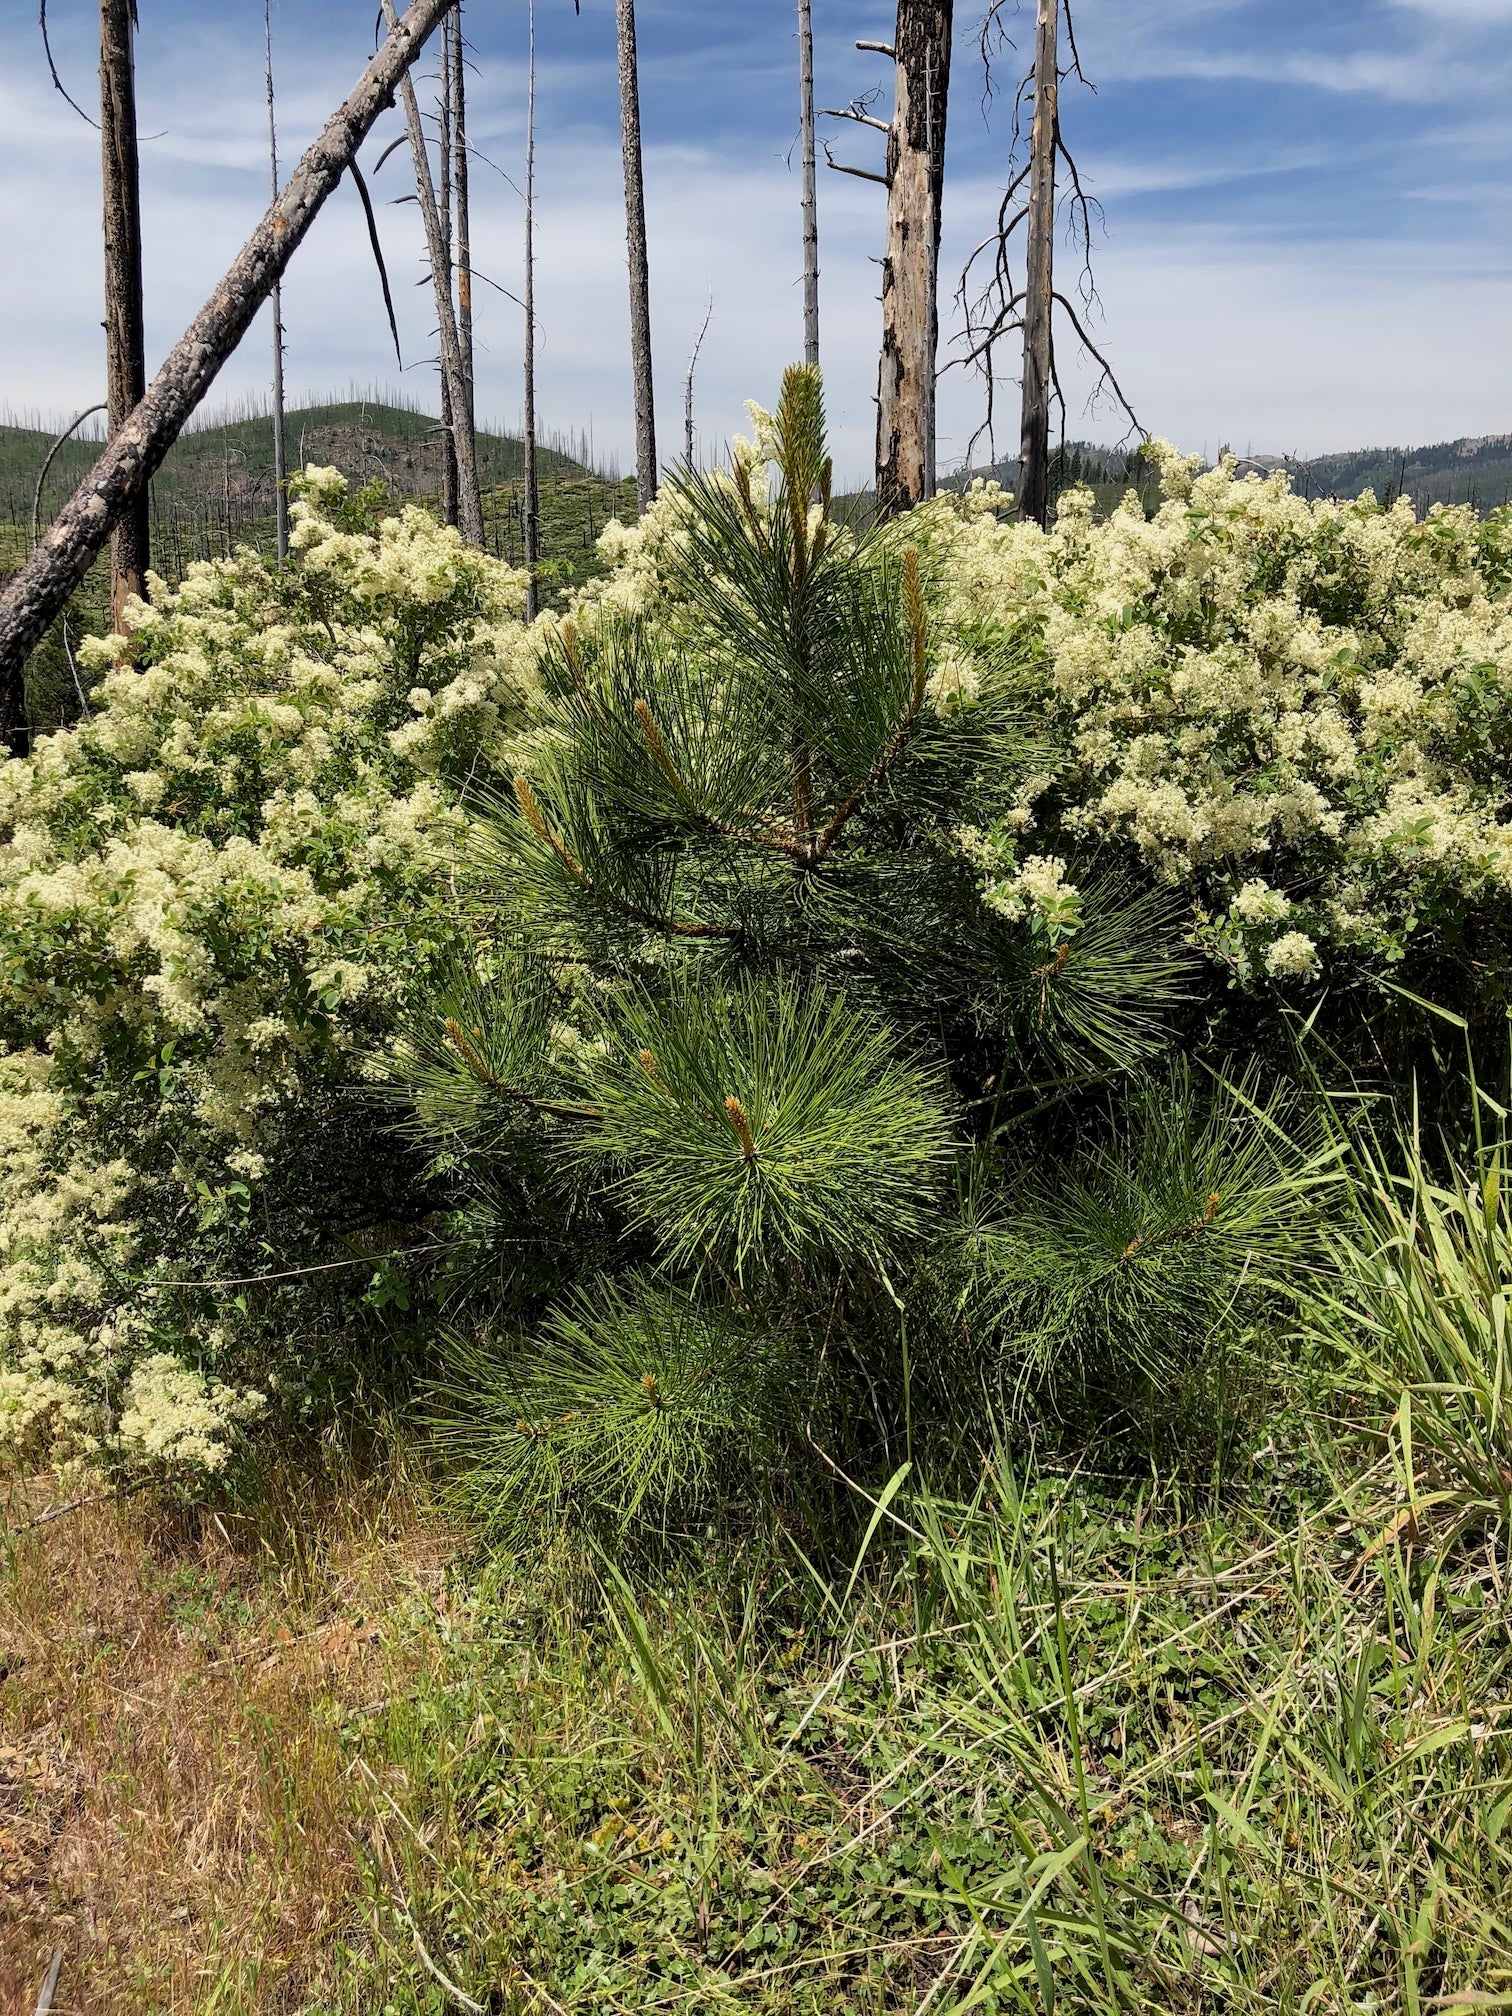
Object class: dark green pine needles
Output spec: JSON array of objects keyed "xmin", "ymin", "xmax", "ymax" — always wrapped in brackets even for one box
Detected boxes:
[{"xmin": 390, "ymin": 365, "xmax": 1310, "ymax": 1538}]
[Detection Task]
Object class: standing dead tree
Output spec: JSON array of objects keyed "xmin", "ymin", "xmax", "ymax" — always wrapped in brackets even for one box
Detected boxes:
[
  {"xmin": 952, "ymin": 0, "xmax": 1140, "ymax": 527},
  {"xmin": 264, "ymin": 0, "xmax": 289, "ymax": 560},
  {"xmin": 522, "ymin": 0, "xmax": 541, "ymax": 619},
  {"xmin": 0, "ymin": 0, "xmax": 461, "ymax": 708},
  {"xmin": 100, "ymin": 0, "xmax": 150, "ymax": 626},
  {"xmin": 379, "ymin": 0, "xmax": 484, "ymax": 545},
  {"xmin": 824, "ymin": 3, "xmax": 954, "ymax": 515},
  {"xmin": 798, "ymin": 0, "xmax": 819, "ymax": 367},
  {"xmin": 451, "ymin": 5, "xmax": 477, "ymax": 506},
  {"xmin": 683, "ymin": 291, "xmax": 713, "ymax": 467},
  {"xmin": 616, "ymin": 0, "xmax": 658, "ymax": 512},
  {"xmin": 436, "ymin": 13, "xmax": 459, "ymax": 526}
]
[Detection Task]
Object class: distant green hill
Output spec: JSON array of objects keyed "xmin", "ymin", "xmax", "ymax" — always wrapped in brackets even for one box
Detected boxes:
[
  {"xmin": 1245, "ymin": 436, "xmax": 1512, "ymax": 514},
  {"xmin": 1, "ymin": 397, "xmax": 602, "ymax": 542},
  {"xmin": 0, "ymin": 397, "xmax": 637, "ymax": 738},
  {"xmin": 961, "ymin": 434, "xmax": 1512, "ymax": 518}
]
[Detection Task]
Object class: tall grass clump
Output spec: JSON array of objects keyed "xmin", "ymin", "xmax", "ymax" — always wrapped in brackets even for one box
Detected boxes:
[{"xmin": 1304, "ymin": 1077, "xmax": 1512, "ymax": 1554}]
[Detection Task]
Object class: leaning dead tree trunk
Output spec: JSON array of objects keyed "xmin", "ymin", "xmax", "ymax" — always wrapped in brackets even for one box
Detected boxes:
[
  {"xmin": 875, "ymin": 2, "xmax": 953, "ymax": 515},
  {"xmin": 100, "ymin": 0, "xmax": 149, "ymax": 627},
  {"xmin": 798, "ymin": 0, "xmax": 819, "ymax": 366},
  {"xmin": 264, "ymin": 0, "xmax": 289, "ymax": 560},
  {"xmin": 522, "ymin": 0, "xmax": 540, "ymax": 619},
  {"xmin": 1018, "ymin": 0, "xmax": 1056, "ymax": 528},
  {"xmin": 380, "ymin": 0, "xmax": 483, "ymax": 545},
  {"xmin": 0, "ymin": 0, "xmax": 458, "ymax": 704},
  {"xmin": 616, "ymin": 0, "xmax": 658, "ymax": 513}
]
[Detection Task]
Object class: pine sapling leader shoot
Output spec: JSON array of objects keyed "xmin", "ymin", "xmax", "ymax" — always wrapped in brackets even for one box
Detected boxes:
[{"xmin": 0, "ymin": 0, "xmax": 460, "ymax": 705}]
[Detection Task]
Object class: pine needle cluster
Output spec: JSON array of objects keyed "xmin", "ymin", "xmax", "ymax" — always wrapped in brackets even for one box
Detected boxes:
[{"xmin": 388, "ymin": 367, "xmax": 1319, "ymax": 1535}]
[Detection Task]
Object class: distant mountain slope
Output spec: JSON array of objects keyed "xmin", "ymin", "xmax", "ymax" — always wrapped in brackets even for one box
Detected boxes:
[
  {"xmin": 0, "ymin": 398, "xmax": 596, "ymax": 533},
  {"xmin": 1275, "ymin": 435, "xmax": 1512, "ymax": 512},
  {"xmin": 0, "ymin": 399, "xmax": 637, "ymax": 734},
  {"xmin": 963, "ymin": 435, "xmax": 1512, "ymax": 516}
]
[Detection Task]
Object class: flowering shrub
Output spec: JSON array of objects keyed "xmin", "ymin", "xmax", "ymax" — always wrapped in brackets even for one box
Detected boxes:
[
  {"xmin": 913, "ymin": 450, "xmax": 1512, "ymax": 994},
  {"xmin": 0, "ymin": 471, "xmax": 533, "ymax": 1472},
  {"xmin": 9, "ymin": 407, "xmax": 1512, "ymax": 1481}
]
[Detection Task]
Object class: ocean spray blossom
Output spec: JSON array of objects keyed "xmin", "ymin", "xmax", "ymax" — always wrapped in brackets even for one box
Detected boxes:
[{"xmin": 0, "ymin": 470, "xmax": 534, "ymax": 1470}]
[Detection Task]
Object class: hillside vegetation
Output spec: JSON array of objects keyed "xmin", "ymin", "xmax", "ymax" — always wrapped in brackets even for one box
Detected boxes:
[
  {"xmin": 975, "ymin": 432, "xmax": 1512, "ymax": 519},
  {"xmin": 4, "ymin": 376, "xmax": 1512, "ymax": 2013},
  {"xmin": 0, "ymin": 398, "xmax": 638, "ymax": 733}
]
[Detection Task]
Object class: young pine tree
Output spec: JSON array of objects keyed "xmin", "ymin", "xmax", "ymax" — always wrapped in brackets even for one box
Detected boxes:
[{"xmin": 392, "ymin": 367, "xmax": 1299, "ymax": 1539}]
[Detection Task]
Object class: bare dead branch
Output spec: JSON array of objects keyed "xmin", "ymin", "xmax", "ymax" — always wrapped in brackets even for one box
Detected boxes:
[
  {"xmin": 31, "ymin": 405, "xmax": 106, "ymax": 550},
  {"xmin": 348, "ymin": 160, "xmax": 404, "ymax": 364},
  {"xmin": 1051, "ymin": 289, "xmax": 1144, "ymax": 435},
  {"xmin": 39, "ymin": 0, "xmax": 98, "ymax": 127},
  {"xmin": 819, "ymin": 105, "xmax": 891, "ymax": 133},
  {"xmin": 823, "ymin": 142, "xmax": 890, "ymax": 187}
]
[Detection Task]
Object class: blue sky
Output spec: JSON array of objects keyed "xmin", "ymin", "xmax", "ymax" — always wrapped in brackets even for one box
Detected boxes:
[{"xmin": 1, "ymin": 0, "xmax": 1509, "ymax": 480}]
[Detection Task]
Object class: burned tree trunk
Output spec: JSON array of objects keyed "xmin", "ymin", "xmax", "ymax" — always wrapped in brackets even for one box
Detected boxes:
[
  {"xmin": 0, "ymin": 0, "xmax": 458, "ymax": 704},
  {"xmin": 616, "ymin": 0, "xmax": 658, "ymax": 513},
  {"xmin": 380, "ymin": 0, "xmax": 483, "ymax": 544},
  {"xmin": 452, "ymin": 3, "xmax": 477, "ymax": 500},
  {"xmin": 522, "ymin": 0, "xmax": 540, "ymax": 620},
  {"xmin": 956, "ymin": 1, "xmax": 1140, "ymax": 509},
  {"xmin": 1018, "ymin": 0, "xmax": 1057, "ymax": 528},
  {"xmin": 798, "ymin": 0, "xmax": 819, "ymax": 366},
  {"xmin": 100, "ymin": 0, "xmax": 149, "ymax": 626},
  {"xmin": 436, "ymin": 13, "xmax": 459, "ymax": 526},
  {"xmin": 875, "ymin": 0, "xmax": 953, "ymax": 515},
  {"xmin": 264, "ymin": 0, "xmax": 289, "ymax": 560}
]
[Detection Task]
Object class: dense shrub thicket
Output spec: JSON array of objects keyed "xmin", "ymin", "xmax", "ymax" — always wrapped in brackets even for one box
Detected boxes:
[
  {"xmin": 390, "ymin": 372, "xmax": 1512, "ymax": 1534},
  {"xmin": 0, "ymin": 472, "xmax": 533, "ymax": 1469},
  {"xmin": 3, "ymin": 376, "xmax": 1512, "ymax": 1494}
]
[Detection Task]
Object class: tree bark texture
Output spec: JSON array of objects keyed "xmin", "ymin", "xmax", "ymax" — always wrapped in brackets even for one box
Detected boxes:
[
  {"xmin": 380, "ymin": 0, "xmax": 482, "ymax": 543},
  {"xmin": 616, "ymin": 0, "xmax": 658, "ymax": 513},
  {"xmin": 522, "ymin": 0, "xmax": 540, "ymax": 620},
  {"xmin": 264, "ymin": 0, "xmax": 289, "ymax": 560},
  {"xmin": 436, "ymin": 13, "xmax": 459, "ymax": 526},
  {"xmin": 451, "ymin": 4, "xmax": 476, "ymax": 475},
  {"xmin": 874, "ymin": 0, "xmax": 952, "ymax": 515},
  {"xmin": 1018, "ymin": 0, "xmax": 1058, "ymax": 529},
  {"xmin": 0, "ymin": 0, "xmax": 458, "ymax": 708},
  {"xmin": 100, "ymin": 0, "xmax": 150, "ymax": 627},
  {"xmin": 798, "ymin": 0, "xmax": 819, "ymax": 367}
]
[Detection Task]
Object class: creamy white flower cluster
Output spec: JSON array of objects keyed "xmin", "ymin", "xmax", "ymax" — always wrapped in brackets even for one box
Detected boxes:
[
  {"xmin": 0, "ymin": 470, "xmax": 536, "ymax": 1471},
  {"xmin": 916, "ymin": 450, "xmax": 1512, "ymax": 984}
]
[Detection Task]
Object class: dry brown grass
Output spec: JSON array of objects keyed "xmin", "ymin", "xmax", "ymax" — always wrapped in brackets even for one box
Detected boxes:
[{"xmin": 0, "ymin": 1453, "xmax": 457, "ymax": 2016}]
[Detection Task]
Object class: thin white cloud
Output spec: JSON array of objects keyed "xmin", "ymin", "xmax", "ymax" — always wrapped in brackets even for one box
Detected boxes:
[
  {"xmin": 1388, "ymin": 0, "xmax": 1512, "ymax": 19},
  {"xmin": 1, "ymin": 2, "xmax": 1508, "ymax": 486}
]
